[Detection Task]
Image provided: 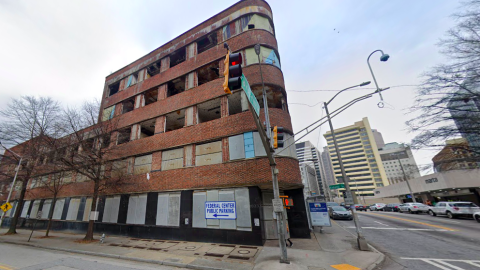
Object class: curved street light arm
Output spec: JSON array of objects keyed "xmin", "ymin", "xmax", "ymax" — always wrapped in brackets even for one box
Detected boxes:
[{"xmin": 367, "ymin": 49, "xmax": 386, "ymax": 102}]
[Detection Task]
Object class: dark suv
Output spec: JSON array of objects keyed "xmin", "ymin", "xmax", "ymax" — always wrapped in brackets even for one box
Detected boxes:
[{"xmin": 384, "ymin": 203, "xmax": 402, "ymax": 212}]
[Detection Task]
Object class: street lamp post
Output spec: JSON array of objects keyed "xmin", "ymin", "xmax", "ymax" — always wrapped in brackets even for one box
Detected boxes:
[
  {"xmin": 324, "ymin": 82, "xmax": 371, "ymax": 251},
  {"xmin": 0, "ymin": 142, "xmax": 23, "ymax": 227},
  {"xmin": 367, "ymin": 50, "xmax": 390, "ymax": 106},
  {"xmin": 392, "ymin": 154, "xmax": 417, "ymax": 203}
]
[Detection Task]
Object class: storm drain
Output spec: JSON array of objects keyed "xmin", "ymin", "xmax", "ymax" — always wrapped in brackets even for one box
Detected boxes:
[
  {"xmin": 239, "ymin": 246, "xmax": 257, "ymax": 249},
  {"xmin": 228, "ymin": 256, "xmax": 250, "ymax": 260},
  {"xmin": 219, "ymin": 244, "xmax": 235, "ymax": 247},
  {"xmin": 205, "ymin": 254, "xmax": 224, "ymax": 258}
]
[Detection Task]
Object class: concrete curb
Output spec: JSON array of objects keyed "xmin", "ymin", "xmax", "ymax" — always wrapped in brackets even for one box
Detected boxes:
[
  {"xmin": 331, "ymin": 221, "xmax": 385, "ymax": 270},
  {"xmin": 0, "ymin": 239, "xmax": 225, "ymax": 270}
]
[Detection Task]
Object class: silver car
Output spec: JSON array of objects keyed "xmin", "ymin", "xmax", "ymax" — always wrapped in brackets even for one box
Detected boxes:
[
  {"xmin": 329, "ymin": 206, "xmax": 353, "ymax": 220},
  {"xmin": 399, "ymin": 203, "xmax": 429, "ymax": 214},
  {"xmin": 474, "ymin": 211, "xmax": 480, "ymax": 223},
  {"xmin": 369, "ymin": 203, "xmax": 386, "ymax": 211},
  {"xmin": 428, "ymin": 201, "xmax": 480, "ymax": 219}
]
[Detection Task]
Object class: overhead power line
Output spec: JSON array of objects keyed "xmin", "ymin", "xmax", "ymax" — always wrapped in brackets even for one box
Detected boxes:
[{"xmin": 287, "ymin": 84, "xmax": 419, "ymax": 92}]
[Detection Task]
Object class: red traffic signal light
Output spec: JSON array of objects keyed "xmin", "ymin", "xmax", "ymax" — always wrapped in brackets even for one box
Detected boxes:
[{"xmin": 223, "ymin": 52, "xmax": 243, "ymax": 94}]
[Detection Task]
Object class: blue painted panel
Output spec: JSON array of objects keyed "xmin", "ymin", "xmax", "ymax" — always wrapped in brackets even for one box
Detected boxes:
[{"xmin": 244, "ymin": 132, "xmax": 254, "ymax": 158}]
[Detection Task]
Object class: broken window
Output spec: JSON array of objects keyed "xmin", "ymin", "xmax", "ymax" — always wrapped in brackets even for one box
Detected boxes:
[
  {"xmin": 125, "ymin": 73, "xmax": 139, "ymax": 88},
  {"xmin": 117, "ymin": 128, "xmax": 131, "ymax": 145},
  {"xmin": 165, "ymin": 110, "xmax": 185, "ymax": 132},
  {"xmin": 100, "ymin": 134, "xmax": 111, "ymax": 149},
  {"xmin": 227, "ymin": 91, "xmax": 246, "ymax": 116},
  {"xmin": 167, "ymin": 77, "xmax": 185, "ymax": 97},
  {"xmin": 144, "ymin": 88, "xmax": 158, "ymax": 106},
  {"xmin": 83, "ymin": 137, "xmax": 95, "ymax": 151},
  {"xmin": 245, "ymin": 46, "xmax": 280, "ymax": 69},
  {"xmin": 240, "ymin": 15, "xmax": 274, "ymax": 34},
  {"xmin": 197, "ymin": 98, "xmax": 221, "ymax": 124},
  {"xmin": 102, "ymin": 105, "xmax": 115, "ymax": 121},
  {"xmin": 139, "ymin": 119, "xmax": 155, "ymax": 138},
  {"xmin": 170, "ymin": 47, "xmax": 186, "ymax": 68},
  {"xmin": 108, "ymin": 82, "xmax": 120, "ymax": 96},
  {"xmin": 197, "ymin": 62, "xmax": 219, "ymax": 86},
  {"xmin": 251, "ymin": 85, "xmax": 284, "ymax": 109},
  {"xmin": 146, "ymin": 60, "xmax": 161, "ymax": 77},
  {"xmin": 122, "ymin": 98, "xmax": 135, "ymax": 114},
  {"xmin": 223, "ymin": 21, "xmax": 239, "ymax": 40},
  {"xmin": 197, "ymin": 32, "xmax": 218, "ymax": 54}
]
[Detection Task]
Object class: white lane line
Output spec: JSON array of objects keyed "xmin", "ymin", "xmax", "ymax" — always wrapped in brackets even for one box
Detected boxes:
[
  {"xmin": 435, "ymin": 260, "xmax": 467, "ymax": 270},
  {"xmin": 402, "ymin": 258, "xmax": 480, "ymax": 262},
  {"xmin": 422, "ymin": 259, "xmax": 456, "ymax": 270},
  {"xmin": 466, "ymin": 261, "xmax": 480, "ymax": 268},
  {"xmin": 374, "ymin": 221, "xmax": 390, "ymax": 226},
  {"xmin": 346, "ymin": 226, "xmax": 448, "ymax": 231}
]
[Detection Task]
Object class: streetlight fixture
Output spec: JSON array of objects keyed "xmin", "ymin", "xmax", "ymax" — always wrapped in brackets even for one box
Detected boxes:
[
  {"xmin": 324, "ymin": 81, "xmax": 371, "ymax": 251},
  {"xmin": 0, "ymin": 141, "xmax": 23, "ymax": 227},
  {"xmin": 367, "ymin": 50, "xmax": 390, "ymax": 106}
]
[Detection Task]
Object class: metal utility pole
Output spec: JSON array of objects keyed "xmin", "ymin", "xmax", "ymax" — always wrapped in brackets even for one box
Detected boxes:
[
  {"xmin": 396, "ymin": 156, "xmax": 416, "ymax": 203},
  {"xmin": 324, "ymin": 82, "xmax": 370, "ymax": 251},
  {"xmin": 249, "ymin": 44, "xmax": 289, "ymax": 263},
  {"xmin": 0, "ymin": 142, "xmax": 23, "ymax": 227}
]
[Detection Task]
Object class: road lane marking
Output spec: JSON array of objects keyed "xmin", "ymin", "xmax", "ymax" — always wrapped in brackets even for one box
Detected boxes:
[
  {"xmin": 401, "ymin": 258, "xmax": 480, "ymax": 269},
  {"xmin": 331, "ymin": 264, "xmax": 361, "ymax": 270},
  {"xmin": 374, "ymin": 221, "xmax": 389, "ymax": 226},
  {"xmin": 346, "ymin": 226, "xmax": 448, "ymax": 231},
  {"xmin": 361, "ymin": 212, "xmax": 458, "ymax": 231},
  {"xmin": 422, "ymin": 259, "xmax": 455, "ymax": 270},
  {"xmin": 435, "ymin": 260, "xmax": 467, "ymax": 270}
]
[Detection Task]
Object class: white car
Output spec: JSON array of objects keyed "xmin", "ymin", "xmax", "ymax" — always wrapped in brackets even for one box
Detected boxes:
[
  {"xmin": 369, "ymin": 203, "xmax": 386, "ymax": 211},
  {"xmin": 428, "ymin": 201, "xmax": 480, "ymax": 219},
  {"xmin": 399, "ymin": 203, "xmax": 430, "ymax": 214},
  {"xmin": 474, "ymin": 212, "xmax": 480, "ymax": 223}
]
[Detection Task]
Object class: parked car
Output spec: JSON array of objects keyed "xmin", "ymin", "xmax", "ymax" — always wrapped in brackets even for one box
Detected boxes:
[
  {"xmin": 369, "ymin": 203, "xmax": 386, "ymax": 211},
  {"xmin": 329, "ymin": 206, "xmax": 353, "ymax": 220},
  {"xmin": 351, "ymin": 204, "xmax": 367, "ymax": 211},
  {"xmin": 428, "ymin": 201, "xmax": 480, "ymax": 219},
  {"xmin": 384, "ymin": 203, "xmax": 402, "ymax": 212},
  {"xmin": 474, "ymin": 212, "xmax": 480, "ymax": 223},
  {"xmin": 399, "ymin": 203, "xmax": 429, "ymax": 214}
]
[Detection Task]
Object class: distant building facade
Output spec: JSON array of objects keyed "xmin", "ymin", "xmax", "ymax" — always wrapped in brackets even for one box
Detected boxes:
[
  {"xmin": 379, "ymin": 142, "xmax": 421, "ymax": 185},
  {"xmin": 372, "ymin": 129, "xmax": 385, "ymax": 149},
  {"xmin": 432, "ymin": 138, "xmax": 479, "ymax": 172},
  {"xmin": 295, "ymin": 141, "xmax": 328, "ymax": 199},
  {"xmin": 323, "ymin": 117, "xmax": 389, "ymax": 198},
  {"xmin": 299, "ymin": 164, "xmax": 320, "ymax": 198},
  {"xmin": 321, "ymin": 146, "xmax": 336, "ymax": 187}
]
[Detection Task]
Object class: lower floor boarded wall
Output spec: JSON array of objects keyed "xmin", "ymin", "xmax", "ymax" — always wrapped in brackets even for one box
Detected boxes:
[{"xmin": 2, "ymin": 187, "xmax": 310, "ymax": 245}]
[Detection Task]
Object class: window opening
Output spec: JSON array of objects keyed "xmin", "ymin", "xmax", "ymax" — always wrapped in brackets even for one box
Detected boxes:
[
  {"xmin": 197, "ymin": 98, "xmax": 221, "ymax": 123},
  {"xmin": 109, "ymin": 82, "xmax": 120, "ymax": 96},
  {"xmin": 125, "ymin": 73, "xmax": 139, "ymax": 88},
  {"xmin": 198, "ymin": 62, "xmax": 220, "ymax": 86},
  {"xmin": 144, "ymin": 88, "xmax": 158, "ymax": 106},
  {"xmin": 167, "ymin": 77, "xmax": 185, "ymax": 97},
  {"xmin": 228, "ymin": 91, "xmax": 243, "ymax": 116},
  {"xmin": 117, "ymin": 128, "xmax": 131, "ymax": 145},
  {"xmin": 146, "ymin": 61, "xmax": 161, "ymax": 77},
  {"xmin": 165, "ymin": 109, "xmax": 185, "ymax": 132},
  {"xmin": 197, "ymin": 32, "xmax": 218, "ymax": 54},
  {"xmin": 139, "ymin": 119, "xmax": 155, "ymax": 138},
  {"xmin": 170, "ymin": 47, "xmax": 186, "ymax": 68},
  {"xmin": 122, "ymin": 98, "xmax": 135, "ymax": 114}
]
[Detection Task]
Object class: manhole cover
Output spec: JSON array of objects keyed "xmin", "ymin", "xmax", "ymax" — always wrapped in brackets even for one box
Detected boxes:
[{"xmin": 238, "ymin": 250, "xmax": 250, "ymax": 254}]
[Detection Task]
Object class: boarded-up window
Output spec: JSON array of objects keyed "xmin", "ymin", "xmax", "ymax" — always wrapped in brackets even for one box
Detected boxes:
[
  {"xmin": 161, "ymin": 148, "xmax": 183, "ymax": 171},
  {"xmin": 222, "ymin": 20, "xmax": 240, "ymax": 41},
  {"xmin": 102, "ymin": 105, "xmax": 115, "ymax": 122},
  {"xmin": 156, "ymin": 193, "xmax": 181, "ymax": 227},
  {"xmin": 133, "ymin": 154, "xmax": 152, "ymax": 175},
  {"xmin": 83, "ymin": 198, "xmax": 99, "ymax": 222},
  {"xmin": 66, "ymin": 198, "xmax": 81, "ymax": 221},
  {"xmin": 126, "ymin": 194, "xmax": 147, "ymax": 225},
  {"xmin": 40, "ymin": 199, "xmax": 51, "ymax": 219},
  {"xmin": 103, "ymin": 196, "xmax": 120, "ymax": 223},
  {"xmin": 192, "ymin": 188, "xmax": 251, "ymax": 231},
  {"xmin": 229, "ymin": 134, "xmax": 245, "ymax": 160},
  {"xmin": 52, "ymin": 199, "xmax": 65, "ymax": 220},
  {"xmin": 241, "ymin": 14, "xmax": 274, "ymax": 34},
  {"xmin": 195, "ymin": 141, "xmax": 222, "ymax": 166},
  {"xmin": 111, "ymin": 160, "xmax": 128, "ymax": 178},
  {"xmin": 30, "ymin": 200, "xmax": 41, "ymax": 219},
  {"xmin": 245, "ymin": 46, "xmax": 280, "ymax": 69},
  {"xmin": 20, "ymin": 200, "xmax": 31, "ymax": 218},
  {"xmin": 244, "ymin": 132, "xmax": 254, "ymax": 158}
]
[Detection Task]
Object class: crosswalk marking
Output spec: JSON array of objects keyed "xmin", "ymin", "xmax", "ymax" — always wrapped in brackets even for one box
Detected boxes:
[{"xmin": 401, "ymin": 258, "xmax": 480, "ymax": 270}]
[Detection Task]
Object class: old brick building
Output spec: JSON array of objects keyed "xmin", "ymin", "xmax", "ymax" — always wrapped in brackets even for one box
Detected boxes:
[{"xmin": 1, "ymin": 0, "xmax": 307, "ymax": 245}]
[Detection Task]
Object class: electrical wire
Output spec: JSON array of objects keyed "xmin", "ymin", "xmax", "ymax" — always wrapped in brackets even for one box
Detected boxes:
[{"xmin": 286, "ymin": 84, "xmax": 419, "ymax": 93}]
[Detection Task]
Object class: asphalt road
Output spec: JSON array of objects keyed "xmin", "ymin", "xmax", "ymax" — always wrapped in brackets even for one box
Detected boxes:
[
  {"xmin": 333, "ymin": 210, "xmax": 480, "ymax": 270},
  {"xmin": 0, "ymin": 242, "xmax": 187, "ymax": 270}
]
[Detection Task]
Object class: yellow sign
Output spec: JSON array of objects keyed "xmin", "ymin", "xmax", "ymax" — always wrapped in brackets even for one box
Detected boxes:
[{"xmin": 0, "ymin": 202, "xmax": 12, "ymax": 212}]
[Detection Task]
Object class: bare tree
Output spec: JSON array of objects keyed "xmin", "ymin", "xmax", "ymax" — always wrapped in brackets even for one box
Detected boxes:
[
  {"xmin": 0, "ymin": 96, "xmax": 62, "ymax": 234},
  {"xmin": 408, "ymin": 0, "xmax": 480, "ymax": 157}
]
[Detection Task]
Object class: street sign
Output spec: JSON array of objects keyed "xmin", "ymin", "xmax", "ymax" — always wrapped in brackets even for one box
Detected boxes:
[
  {"xmin": 205, "ymin": 201, "xmax": 237, "ymax": 219},
  {"xmin": 272, "ymin": 198, "xmax": 284, "ymax": 212},
  {"xmin": 241, "ymin": 74, "xmax": 260, "ymax": 116},
  {"xmin": 309, "ymin": 202, "xmax": 331, "ymax": 227},
  {"xmin": 0, "ymin": 202, "xmax": 12, "ymax": 212},
  {"xmin": 344, "ymin": 192, "xmax": 354, "ymax": 205},
  {"xmin": 329, "ymin": 183, "xmax": 345, "ymax": 190}
]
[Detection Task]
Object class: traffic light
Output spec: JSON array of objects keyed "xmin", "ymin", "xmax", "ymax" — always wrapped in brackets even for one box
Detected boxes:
[
  {"xmin": 272, "ymin": 126, "xmax": 284, "ymax": 149},
  {"xmin": 223, "ymin": 52, "xmax": 243, "ymax": 94}
]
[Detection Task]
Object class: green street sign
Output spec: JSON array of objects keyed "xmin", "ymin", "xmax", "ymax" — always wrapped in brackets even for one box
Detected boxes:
[
  {"xmin": 241, "ymin": 74, "xmax": 260, "ymax": 116},
  {"xmin": 329, "ymin": 183, "xmax": 345, "ymax": 190}
]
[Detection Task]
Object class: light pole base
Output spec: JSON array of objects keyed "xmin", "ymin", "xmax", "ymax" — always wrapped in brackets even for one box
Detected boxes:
[
  {"xmin": 357, "ymin": 236, "xmax": 370, "ymax": 251},
  {"xmin": 280, "ymin": 259, "xmax": 291, "ymax": 264}
]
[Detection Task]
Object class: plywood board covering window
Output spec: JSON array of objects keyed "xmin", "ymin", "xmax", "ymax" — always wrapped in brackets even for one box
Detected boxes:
[
  {"xmin": 126, "ymin": 194, "xmax": 147, "ymax": 225},
  {"xmin": 195, "ymin": 141, "xmax": 222, "ymax": 166},
  {"xmin": 161, "ymin": 148, "xmax": 183, "ymax": 171},
  {"xmin": 134, "ymin": 154, "xmax": 152, "ymax": 175},
  {"xmin": 103, "ymin": 196, "xmax": 120, "ymax": 223},
  {"xmin": 156, "ymin": 193, "xmax": 181, "ymax": 226}
]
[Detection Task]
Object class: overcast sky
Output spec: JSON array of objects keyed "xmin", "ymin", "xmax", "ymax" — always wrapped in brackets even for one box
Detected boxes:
[{"xmin": 0, "ymin": 0, "xmax": 462, "ymax": 174}]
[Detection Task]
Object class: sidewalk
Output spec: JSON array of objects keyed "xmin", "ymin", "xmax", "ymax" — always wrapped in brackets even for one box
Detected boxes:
[{"xmin": 0, "ymin": 222, "xmax": 383, "ymax": 270}]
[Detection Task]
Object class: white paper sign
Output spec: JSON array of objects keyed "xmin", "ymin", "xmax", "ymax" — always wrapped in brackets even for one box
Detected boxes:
[{"xmin": 205, "ymin": 201, "xmax": 236, "ymax": 219}]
